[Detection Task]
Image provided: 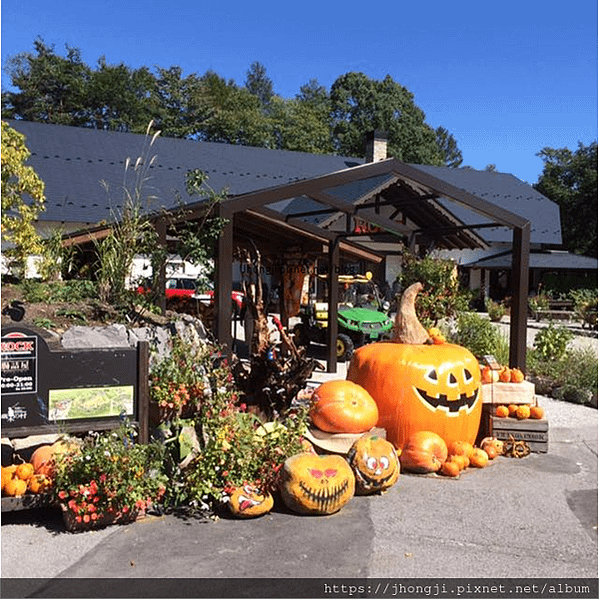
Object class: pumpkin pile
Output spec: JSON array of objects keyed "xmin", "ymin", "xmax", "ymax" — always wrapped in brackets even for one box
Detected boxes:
[
  {"xmin": 495, "ymin": 399, "xmax": 544, "ymax": 420},
  {"xmin": 481, "ymin": 365, "xmax": 525, "ymax": 384},
  {"xmin": 1, "ymin": 439, "xmax": 78, "ymax": 498}
]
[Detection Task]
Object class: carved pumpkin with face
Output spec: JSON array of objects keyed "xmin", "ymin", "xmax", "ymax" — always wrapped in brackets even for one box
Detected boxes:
[
  {"xmin": 347, "ymin": 283, "xmax": 482, "ymax": 450},
  {"xmin": 228, "ymin": 484, "xmax": 274, "ymax": 518},
  {"xmin": 347, "ymin": 435, "xmax": 400, "ymax": 495},
  {"xmin": 279, "ymin": 453, "xmax": 355, "ymax": 515}
]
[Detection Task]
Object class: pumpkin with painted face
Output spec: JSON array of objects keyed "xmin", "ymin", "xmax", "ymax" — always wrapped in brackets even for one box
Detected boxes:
[
  {"xmin": 228, "ymin": 484, "xmax": 274, "ymax": 518},
  {"xmin": 279, "ymin": 453, "xmax": 355, "ymax": 515},
  {"xmin": 347, "ymin": 283, "xmax": 482, "ymax": 450},
  {"xmin": 347, "ymin": 435, "xmax": 400, "ymax": 495}
]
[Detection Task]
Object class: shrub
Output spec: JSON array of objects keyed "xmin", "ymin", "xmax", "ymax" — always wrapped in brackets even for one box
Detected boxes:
[
  {"xmin": 397, "ymin": 253, "xmax": 472, "ymax": 326},
  {"xmin": 446, "ymin": 312, "xmax": 509, "ymax": 363},
  {"xmin": 485, "ymin": 298, "xmax": 507, "ymax": 322},
  {"xmin": 527, "ymin": 346, "xmax": 598, "ymax": 406},
  {"xmin": 532, "ymin": 323, "xmax": 573, "ymax": 361}
]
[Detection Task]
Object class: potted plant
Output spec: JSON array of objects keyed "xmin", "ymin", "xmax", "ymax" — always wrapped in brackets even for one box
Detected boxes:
[
  {"xmin": 53, "ymin": 423, "xmax": 168, "ymax": 531},
  {"xmin": 485, "ymin": 298, "xmax": 507, "ymax": 322}
]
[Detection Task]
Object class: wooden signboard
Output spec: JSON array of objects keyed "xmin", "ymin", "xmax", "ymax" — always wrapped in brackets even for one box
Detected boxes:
[{"xmin": 1, "ymin": 326, "xmax": 149, "ymax": 443}]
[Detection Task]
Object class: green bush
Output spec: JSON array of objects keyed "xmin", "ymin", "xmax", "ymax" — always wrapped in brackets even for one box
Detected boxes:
[
  {"xmin": 397, "ymin": 253, "xmax": 472, "ymax": 326},
  {"xmin": 532, "ymin": 323, "xmax": 573, "ymax": 361},
  {"xmin": 485, "ymin": 298, "xmax": 507, "ymax": 322},
  {"xmin": 527, "ymin": 346, "xmax": 598, "ymax": 405},
  {"xmin": 446, "ymin": 312, "xmax": 509, "ymax": 363},
  {"xmin": 21, "ymin": 279, "xmax": 97, "ymax": 303}
]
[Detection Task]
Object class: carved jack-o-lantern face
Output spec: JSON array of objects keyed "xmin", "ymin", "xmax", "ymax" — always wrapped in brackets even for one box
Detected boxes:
[
  {"xmin": 348, "ymin": 343, "xmax": 482, "ymax": 450},
  {"xmin": 347, "ymin": 435, "xmax": 400, "ymax": 495},
  {"xmin": 279, "ymin": 453, "xmax": 355, "ymax": 515},
  {"xmin": 228, "ymin": 484, "xmax": 274, "ymax": 518}
]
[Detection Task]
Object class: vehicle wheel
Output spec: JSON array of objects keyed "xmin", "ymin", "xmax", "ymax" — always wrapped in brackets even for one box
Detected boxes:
[
  {"xmin": 336, "ymin": 334, "xmax": 354, "ymax": 361},
  {"xmin": 293, "ymin": 324, "xmax": 310, "ymax": 348}
]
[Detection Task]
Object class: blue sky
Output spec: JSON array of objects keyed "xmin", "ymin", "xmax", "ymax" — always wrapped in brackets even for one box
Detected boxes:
[{"xmin": 1, "ymin": 0, "xmax": 597, "ymax": 184}]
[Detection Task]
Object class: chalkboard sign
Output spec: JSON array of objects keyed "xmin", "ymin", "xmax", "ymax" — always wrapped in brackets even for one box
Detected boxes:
[{"xmin": 1, "ymin": 326, "xmax": 149, "ymax": 443}]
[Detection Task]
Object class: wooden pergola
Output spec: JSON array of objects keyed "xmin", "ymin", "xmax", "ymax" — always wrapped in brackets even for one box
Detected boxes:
[{"xmin": 210, "ymin": 158, "xmax": 530, "ymax": 373}]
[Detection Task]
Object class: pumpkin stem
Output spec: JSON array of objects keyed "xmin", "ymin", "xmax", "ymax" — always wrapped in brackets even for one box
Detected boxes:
[{"xmin": 392, "ymin": 282, "xmax": 431, "ymax": 345}]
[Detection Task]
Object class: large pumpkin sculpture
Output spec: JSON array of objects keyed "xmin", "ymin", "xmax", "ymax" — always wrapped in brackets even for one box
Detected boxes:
[
  {"xmin": 279, "ymin": 453, "xmax": 355, "ymax": 515},
  {"xmin": 347, "ymin": 282, "xmax": 482, "ymax": 450}
]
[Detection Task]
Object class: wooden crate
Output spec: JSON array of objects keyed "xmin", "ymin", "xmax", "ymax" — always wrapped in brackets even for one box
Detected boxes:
[
  {"xmin": 481, "ymin": 380, "xmax": 535, "ymax": 405},
  {"xmin": 478, "ymin": 405, "xmax": 548, "ymax": 453}
]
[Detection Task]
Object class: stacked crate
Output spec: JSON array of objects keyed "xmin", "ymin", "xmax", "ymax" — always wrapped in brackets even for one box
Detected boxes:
[{"xmin": 479, "ymin": 381, "xmax": 548, "ymax": 453}]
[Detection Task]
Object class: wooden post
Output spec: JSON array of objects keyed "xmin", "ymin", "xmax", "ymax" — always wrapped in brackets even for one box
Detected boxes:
[
  {"xmin": 326, "ymin": 239, "xmax": 340, "ymax": 372},
  {"xmin": 137, "ymin": 340, "xmax": 149, "ymax": 444},
  {"xmin": 154, "ymin": 217, "xmax": 167, "ymax": 315},
  {"xmin": 216, "ymin": 206, "xmax": 234, "ymax": 352},
  {"xmin": 509, "ymin": 223, "xmax": 530, "ymax": 371}
]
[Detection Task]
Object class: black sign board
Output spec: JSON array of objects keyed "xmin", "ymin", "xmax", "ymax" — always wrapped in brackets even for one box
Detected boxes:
[{"xmin": 1, "ymin": 326, "xmax": 148, "ymax": 442}]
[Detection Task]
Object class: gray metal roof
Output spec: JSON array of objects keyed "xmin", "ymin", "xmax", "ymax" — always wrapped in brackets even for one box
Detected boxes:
[
  {"xmin": 7, "ymin": 120, "xmax": 361, "ymax": 226},
  {"xmin": 7, "ymin": 120, "xmax": 561, "ymax": 247},
  {"xmin": 410, "ymin": 164, "xmax": 562, "ymax": 246}
]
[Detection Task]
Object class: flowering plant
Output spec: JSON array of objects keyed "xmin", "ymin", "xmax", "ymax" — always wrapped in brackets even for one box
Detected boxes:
[
  {"xmin": 52, "ymin": 423, "xmax": 168, "ymax": 527},
  {"xmin": 153, "ymin": 341, "xmax": 311, "ymax": 514},
  {"xmin": 149, "ymin": 337, "xmax": 211, "ymax": 421}
]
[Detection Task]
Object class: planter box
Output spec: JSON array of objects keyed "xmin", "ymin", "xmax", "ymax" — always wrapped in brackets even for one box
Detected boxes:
[
  {"xmin": 481, "ymin": 381, "xmax": 535, "ymax": 405},
  {"xmin": 60, "ymin": 503, "xmax": 146, "ymax": 532},
  {"xmin": 478, "ymin": 406, "xmax": 548, "ymax": 453}
]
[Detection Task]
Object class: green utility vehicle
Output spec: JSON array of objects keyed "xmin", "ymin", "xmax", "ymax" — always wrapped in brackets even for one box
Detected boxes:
[{"xmin": 292, "ymin": 273, "xmax": 394, "ymax": 361}]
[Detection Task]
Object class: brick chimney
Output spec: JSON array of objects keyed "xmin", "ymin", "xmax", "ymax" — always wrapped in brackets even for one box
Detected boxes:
[{"xmin": 365, "ymin": 130, "xmax": 388, "ymax": 162}]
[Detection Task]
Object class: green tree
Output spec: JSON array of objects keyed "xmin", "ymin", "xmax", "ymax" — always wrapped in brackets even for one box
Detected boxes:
[
  {"xmin": 152, "ymin": 66, "xmax": 209, "ymax": 139},
  {"xmin": 1, "ymin": 121, "xmax": 46, "ymax": 277},
  {"xmin": 86, "ymin": 57, "xmax": 157, "ymax": 133},
  {"xmin": 2, "ymin": 37, "xmax": 91, "ymax": 126},
  {"xmin": 244, "ymin": 61, "xmax": 274, "ymax": 107},
  {"xmin": 199, "ymin": 70, "xmax": 272, "ymax": 146},
  {"xmin": 534, "ymin": 141, "xmax": 598, "ymax": 257},
  {"xmin": 435, "ymin": 126, "xmax": 463, "ymax": 167},
  {"xmin": 329, "ymin": 72, "xmax": 445, "ymax": 164}
]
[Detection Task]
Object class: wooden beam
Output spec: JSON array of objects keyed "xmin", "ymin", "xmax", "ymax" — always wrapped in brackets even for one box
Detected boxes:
[{"xmin": 154, "ymin": 217, "xmax": 167, "ymax": 315}]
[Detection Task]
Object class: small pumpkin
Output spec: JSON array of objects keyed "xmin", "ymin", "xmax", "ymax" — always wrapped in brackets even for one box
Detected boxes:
[
  {"xmin": 310, "ymin": 380, "xmax": 378, "ymax": 434},
  {"xmin": 347, "ymin": 435, "xmax": 400, "ymax": 495},
  {"xmin": 399, "ymin": 431, "xmax": 448, "ymax": 474},
  {"xmin": 499, "ymin": 367, "xmax": 511, "ymax": 383},
  {"xmin": 440, "ymin": 460, "xmax": 461, "ymax": 477},
  {"xmin": 279, "ymin": 453, "xmax": 355, "ymax": 515},
  {"xmin": 3, "ymin": 477, "xmax": 27, "ymax": 497},
  {"xmin": 228, "ymin": 484, "xmax": 274, "ymax": 518},
  {"xmin": 469, "ymin": 448, "xmax": 489, "ymax": 468},
  {"xmin": 507, "ymin": 404, "xmax": 519, "ymax": 417},
  {"xmin": 446, "ymin": 454, "xmax": 469, "ymax": 470},
  {"xmin": 515, "ymin": 405, "xmax": 531, "ymax": 420},
  {"xmin": 480, "ymin": 437, "xmax": 504, "ymax": 455},
  {"xmin": 510, "ymin": 368, "xmax": 525, "ymax": 383},
  {"xmin": 1, "ymin": 465, "xmax": 17, "ymax": 492},
  {"xmin": 495, "ymin": 405, "xmax": 509, "ymax": 418},
  {"xmin": 15, "ymin": 462, "xmax": 35, "ymax": 481},
  {"xmin": 447, "ymin": 440, "xmax": 474, "ymax": 459},
  {"xmin": 30, "ymin": 439, "xmax": 80, "ymax": 477},
  {"xmin": 27, "ymin": 473, "xmax": 52, "ymax": 494},
  {"xmin": 530, "ymin": 398, "xmax": 545, "ymax": 420},
  {"xmin": 347, "ymin": 283, "xmax": 482, "ymax": 450},
  {"xmin": 483, "ymin": 444, "xmax": 498, "ymax": 459}
]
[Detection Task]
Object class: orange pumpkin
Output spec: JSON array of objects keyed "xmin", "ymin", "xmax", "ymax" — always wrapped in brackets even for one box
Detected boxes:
[
  {"xmin": 28, "ymin": 473, "xmax": 52, "ymax": 494},
  {"xmin": 228, "ymin": 484, "xmax": 274, "ymax": 518},
  {"xmin": 499, "ymin": 367, "xmax": 511, "ymax": 383},
  {"xmin": 30, "ymin": 439, "xmax": 79, "ymax": 477},
  {"xmin": 530, "ymin": 405, "xmax": 545, "ymax": 419},
  {"xmin": 15, "ymin": 463, "xmax": 35, "ymax": 481},
  {"xmin": 469, "ymin": 448, "xmax": 489, "ymax": 468},
  {"xmin": 515, "ymin": 405, "xmax": 531, "ymax": 420},
  {"xmin": 3, "ymin": 477, "xmax": 27, "ymax": 497},
  {"xmin": 347, "ymin": 283, "xmax": 482, "ymax": 449},
  {"xmin": 495, "ymin": 405, "xmax": 509, "ymax": 418},
  {"xmin": 399, "ymin": 431, "xmax": 448, "ymax": 474},
  {"xmin": 440, "ymin": 460, "xmax": 461, "ymax": 477},
  {"xmin": 310, "ymin": 380, "xmax": 378, "ymax": 434},
  {"xmin": 510, "ymin": 368, "xmax": 525, "ymax": 383},
  {"xmin": 447, "ymin": 440, "xmax": 474, "ymax": 459}
]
